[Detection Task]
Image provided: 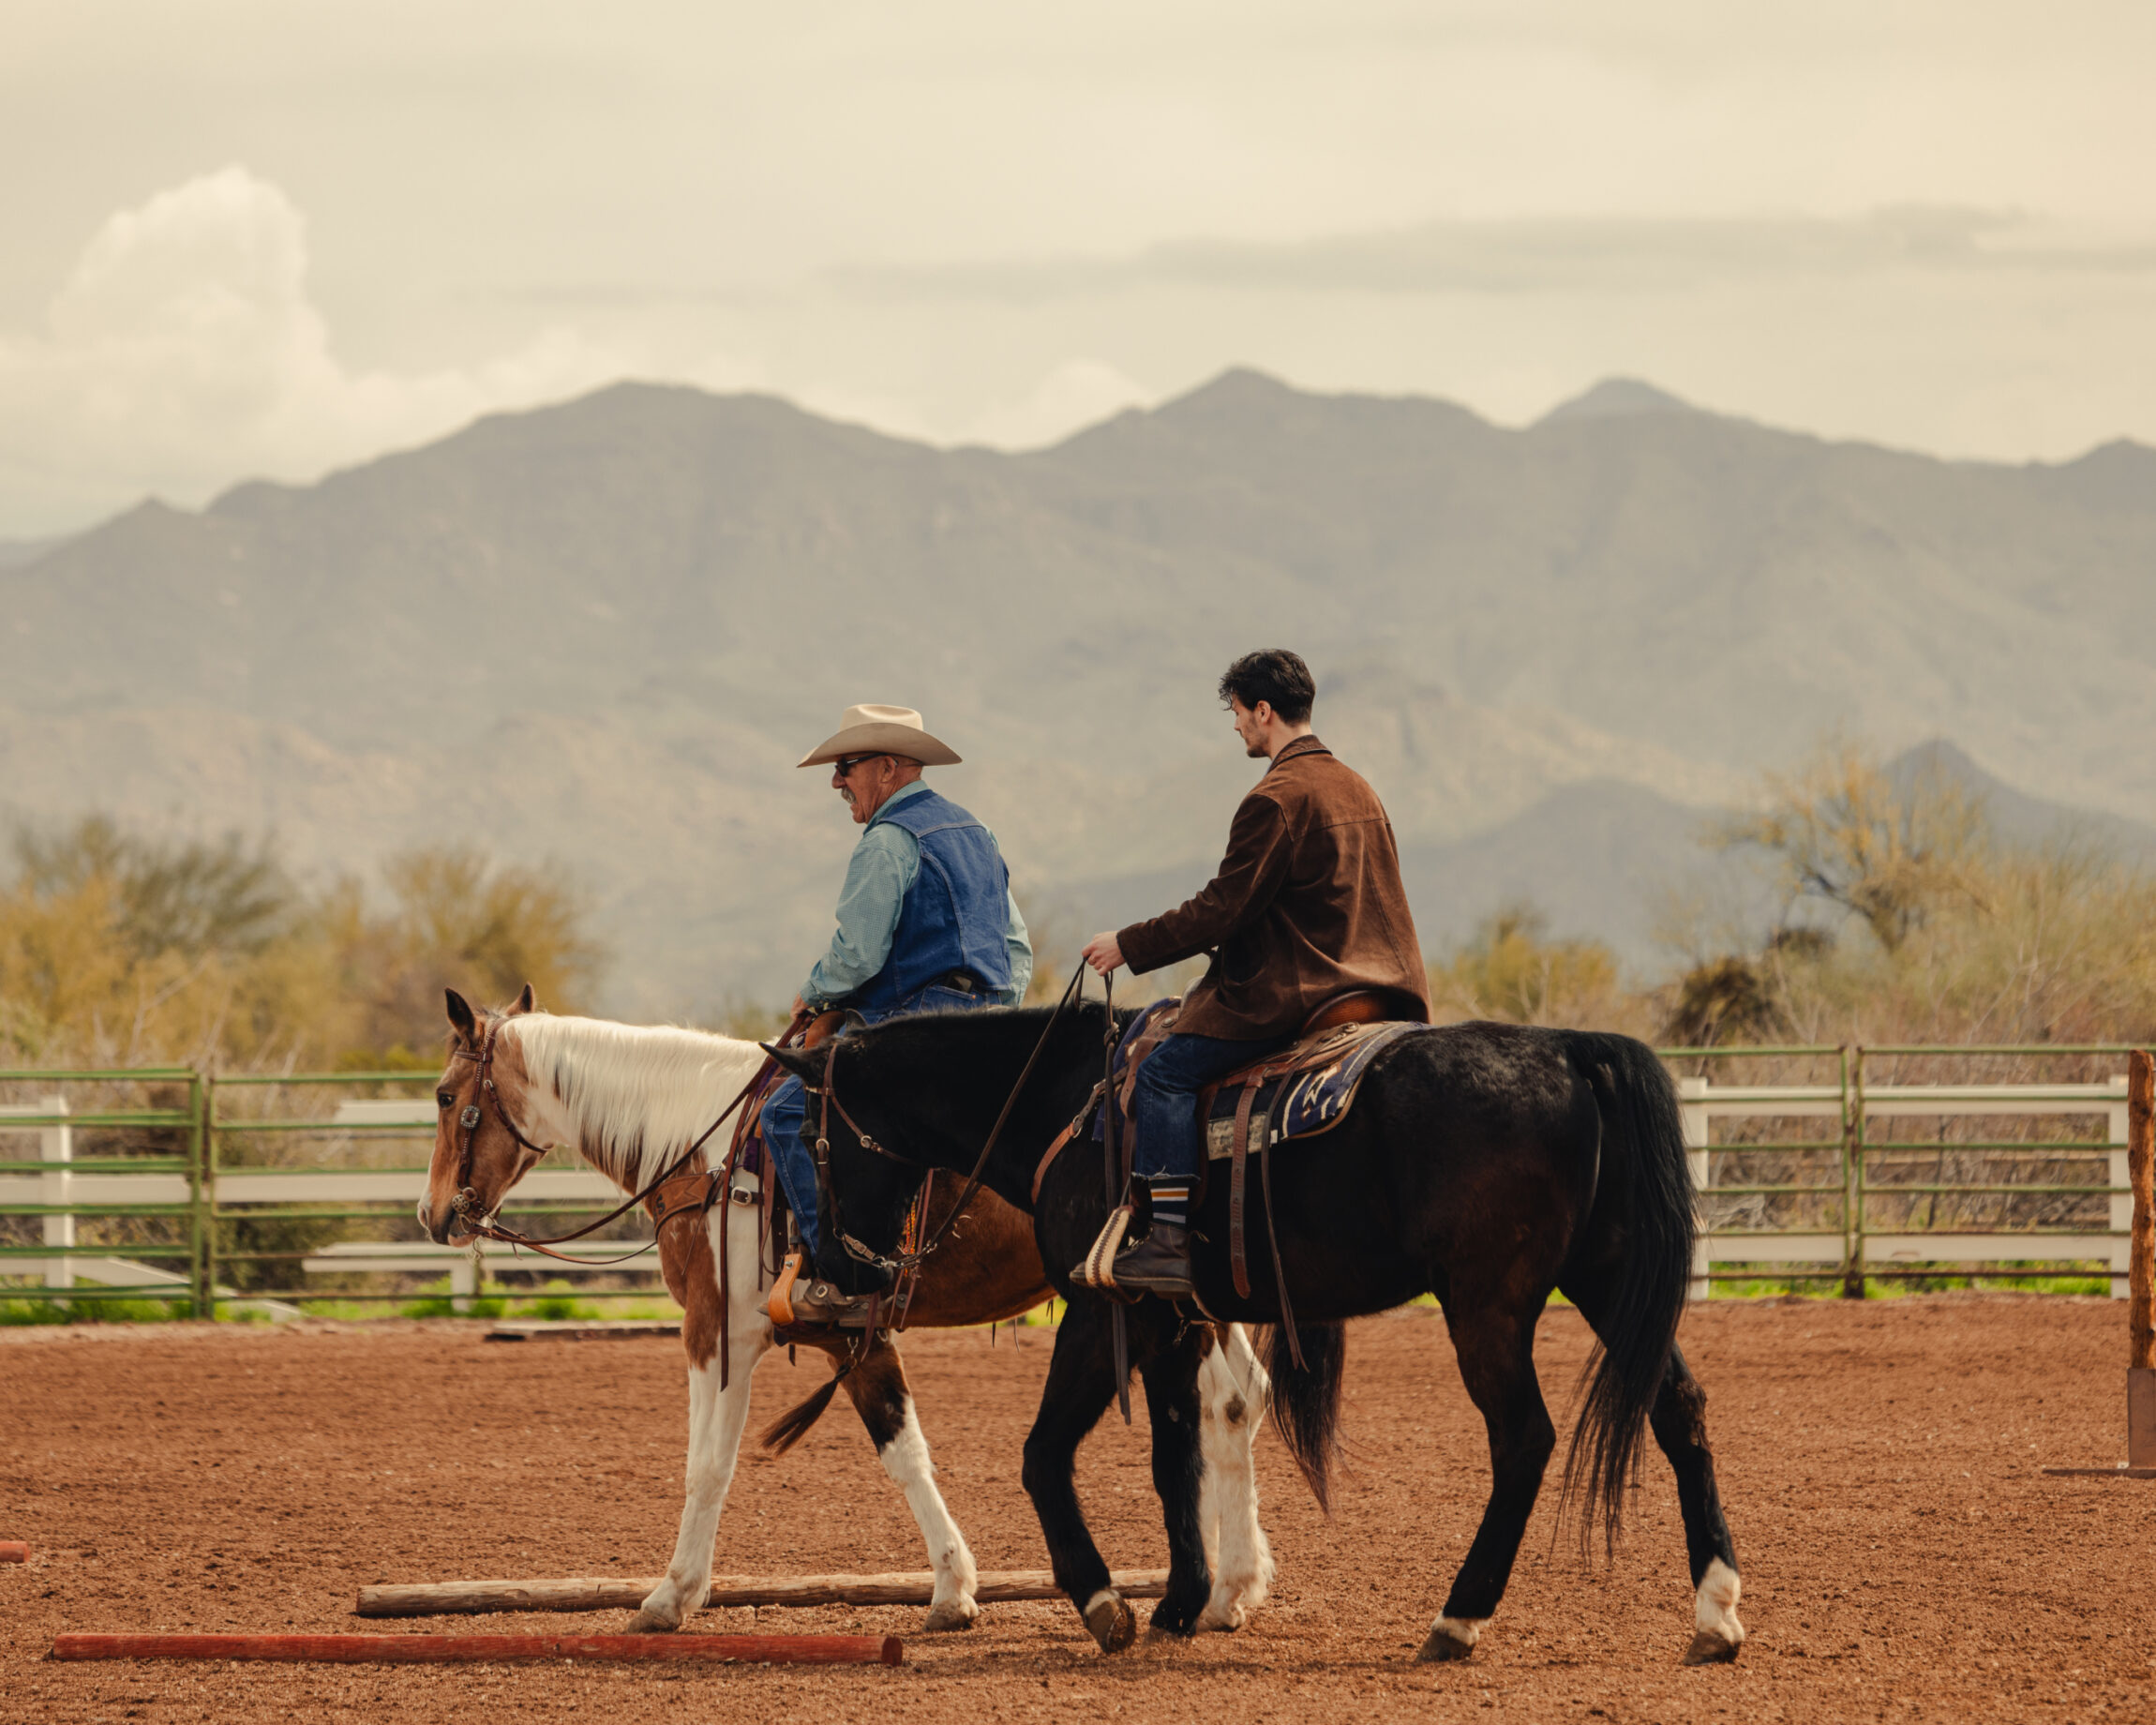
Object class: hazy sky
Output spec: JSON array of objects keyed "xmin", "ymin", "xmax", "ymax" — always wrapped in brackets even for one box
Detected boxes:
[{"xmin": 3, "ymin": 1, "xmax": 2152, "ymax": 535}]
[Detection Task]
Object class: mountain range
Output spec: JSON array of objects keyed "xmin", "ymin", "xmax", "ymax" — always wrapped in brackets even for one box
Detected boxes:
[{"xmin": 3, "ymin": 370, "xmax": 2151, "ymax": 1012}]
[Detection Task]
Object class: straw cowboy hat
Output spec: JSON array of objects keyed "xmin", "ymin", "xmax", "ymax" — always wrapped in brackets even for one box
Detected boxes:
[{"xmin": 797, "ymin": 703, "xmax": 963, "ymax": 768}]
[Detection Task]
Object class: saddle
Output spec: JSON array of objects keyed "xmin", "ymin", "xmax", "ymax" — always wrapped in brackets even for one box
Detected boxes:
[{"xmin": 1041, "ymin": 990, "xmax": 1424, "ymax": 1301}]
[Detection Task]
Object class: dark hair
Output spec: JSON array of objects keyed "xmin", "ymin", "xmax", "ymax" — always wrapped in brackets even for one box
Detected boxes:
[{"xmin": 1218, "ymin": 649, "xmax": 1315, "ymax": 724}]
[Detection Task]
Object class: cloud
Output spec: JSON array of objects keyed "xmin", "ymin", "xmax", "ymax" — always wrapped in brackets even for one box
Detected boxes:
[
  {"xmin": 0, "ymin": 167, "xmax": 631, "ymax": 530},
  {"xmin": 830, "ymin": 207, "xmax": 2156, "ymax": 306}
]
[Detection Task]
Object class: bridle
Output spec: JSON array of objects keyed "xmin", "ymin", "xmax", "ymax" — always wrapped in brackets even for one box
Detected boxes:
[
  {"xmin": 442, "ymin": 1014, "xmax": 762, "ymax": 1264},
  {"xmin": 813, "ymin": 959, "xmax": 1094, "ymax": 1296}
]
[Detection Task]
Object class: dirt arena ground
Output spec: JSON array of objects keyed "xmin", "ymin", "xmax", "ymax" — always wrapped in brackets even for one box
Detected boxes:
[{"xmin": 4, "ymin": 1295, "xmax": 2153, "ymax": 1723}]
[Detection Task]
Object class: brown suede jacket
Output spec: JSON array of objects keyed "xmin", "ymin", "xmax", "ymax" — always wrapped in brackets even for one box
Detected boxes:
[{"xmin": 1116, "ymin": 734, "xmax": 1430, "ymax": 1040}]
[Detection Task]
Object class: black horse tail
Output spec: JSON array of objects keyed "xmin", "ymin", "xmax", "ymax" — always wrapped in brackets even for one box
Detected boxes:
[
  {"xmin": 1556, "ymin": 1031, "xmax": 1695, "ymax": 1554},
  {"xmin": 1264, "ymin": 1322, "xmax": 1346, "ymax": 1515}
]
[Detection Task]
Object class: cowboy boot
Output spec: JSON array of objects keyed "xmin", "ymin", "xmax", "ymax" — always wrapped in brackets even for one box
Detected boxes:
[
  {"xmin": 1109, "ymin": 1220, "xmax": 1195, "ymax": 1298},
  {"xmin": 772, "ymin": 1248, "xmax": 891, "ymax": 1335}
]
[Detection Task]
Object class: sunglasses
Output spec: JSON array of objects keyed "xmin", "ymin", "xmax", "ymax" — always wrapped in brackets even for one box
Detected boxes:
[{"xmin": 832, "ymin": 754, "xmax": 888, "ymax": 776}]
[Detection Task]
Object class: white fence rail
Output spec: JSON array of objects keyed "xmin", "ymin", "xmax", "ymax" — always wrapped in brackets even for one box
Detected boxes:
[{"xmin": 1682, "ymin": 1076, "xmax": 2131, "ymax": 1298}]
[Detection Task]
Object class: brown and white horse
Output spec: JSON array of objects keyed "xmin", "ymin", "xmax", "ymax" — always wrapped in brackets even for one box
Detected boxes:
[{"xmin": 421, "ymin": 987, "xmax": 1276, "ymax": 1634}]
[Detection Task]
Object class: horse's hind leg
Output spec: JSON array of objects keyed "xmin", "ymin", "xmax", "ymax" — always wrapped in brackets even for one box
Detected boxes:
[
  {"xmin": 1416, "ymin": 1298, "xmax": 1556, "ymax": 1662},
  {"xmin": 1195, "ymin": 1322, "xmax": 1274, "ymax": 1631},
  {"xmin": 1651, "ymin": 1343, "xmax": 1744, "ymax": 1664},
  {"xmin": 840, "ymin": 1338, "xmax": 981, "ymax": 1631}
]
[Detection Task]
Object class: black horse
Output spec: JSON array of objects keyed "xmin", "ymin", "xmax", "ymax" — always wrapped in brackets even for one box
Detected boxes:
[{"xmin": 767, "ymin": 1003, "xmax": 1744, "ymax": 1664}]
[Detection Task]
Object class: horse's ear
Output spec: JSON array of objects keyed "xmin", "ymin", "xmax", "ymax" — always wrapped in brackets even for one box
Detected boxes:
[
  {"xmin": 763, "ymin": 1042, "xmax": 830, "ymax": 1085},
  {"xmin": 509, "ymin": 983, "xmax": 536, "ymax": 1016},
  {"xmin": 445, "ymin": 987, "xmax": 478, "ymax": 1042}
]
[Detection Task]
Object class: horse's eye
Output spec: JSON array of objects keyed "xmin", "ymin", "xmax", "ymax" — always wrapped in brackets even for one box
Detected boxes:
[{"xmin": 438, "ymin": 1090, "xmax": 456, "ymax": 1110}]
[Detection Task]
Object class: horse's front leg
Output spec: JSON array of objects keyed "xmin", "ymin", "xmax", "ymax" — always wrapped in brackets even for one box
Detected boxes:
[
  {"xmin": 841, "ymin": 1340, "xmax": 981, "ymax": 1630},
  {"xmin": 1137, "ymin": 1325, "xmax": 1214, "ymax": 1637},
  {"xmin": 1021, "ymin": 1299, "xmax": 1135, "ymax": 1653},
  {"xmin": 626, "ymin": 1208, "xmax": 771, "ymax": 1632},
  {"xmin": 1195, "ymin": 1322, "xmax": 1274, "ymax": 1631}
]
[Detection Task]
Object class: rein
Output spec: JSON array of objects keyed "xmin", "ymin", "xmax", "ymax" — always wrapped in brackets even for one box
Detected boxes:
[
  {"xmin": 819, "ymin": 959, "xmax": 1091, "ymax": 1287},
  {"xmin": 445, "ymin": 1015, "xmax": 772, "ymax": 1265}
]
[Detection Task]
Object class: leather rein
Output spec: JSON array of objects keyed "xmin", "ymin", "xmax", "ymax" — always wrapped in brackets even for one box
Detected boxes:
[
  {"xmin": 444, "ymin": 1015, "xmax": 766, "ymax": 1265},
  {"xmin": 814, "ymin": 959, "xmax": 1091, "ymax": 1292}
]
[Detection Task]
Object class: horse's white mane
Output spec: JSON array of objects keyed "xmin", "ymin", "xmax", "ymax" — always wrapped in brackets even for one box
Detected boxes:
[{"xmin": 502, "ymin": 1012, "xmax": 769, "ymax": 1189}]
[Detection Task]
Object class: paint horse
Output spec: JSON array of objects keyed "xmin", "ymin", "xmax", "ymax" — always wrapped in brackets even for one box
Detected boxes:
[
  {"xmin": 768, "ymin": 1004, "xmax": 1747, "ymax": 1663},
  {"xmin": 421, "ymin": 987, "xmax": 1276, "ymax": 1635}
]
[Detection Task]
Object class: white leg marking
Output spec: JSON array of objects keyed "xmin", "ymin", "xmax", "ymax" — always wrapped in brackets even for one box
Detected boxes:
[
  {"xmin": 1693, "ymin": 1557, "xmax": 1744, "ymax": 1647},
  {"xmin": 632, "ymin": 1205, "xmax": 771, "ymax": 1631},
  {"xmin": 1430, "ymin": 1615, "xmax": 1486, "ymax": 1647},
  {"xmin": 880, "ymin": 1399, "xmax": 981, "ymax": 1629},
  {"xmin": 1194, "ymin": 1325, "xmax": 1274, "ymax": 1630},
  {"xmin": 1084, "ymin": 1587, "xmax": 1119, "ymax": 1620}
]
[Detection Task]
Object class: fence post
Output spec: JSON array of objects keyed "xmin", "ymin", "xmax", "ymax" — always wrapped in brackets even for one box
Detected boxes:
[
  {"xmin": 2128, "ymin": 1051, "xmax": 2154, "ymax": 1467},
  {"xmin": 39, "ymin": 1093, "xmax": 71, "ymax": 1290},
  {"xmin": 191, "ymin": 1073, "xmax": 213, "ymax": 1320},
  {"xmin": 1843, "ymin": 1047, "xmax": 1865, "ymax": 1298},
  {"xmin": 1678, "ymin": 1075, "xmax": 1710, "ymax": 1300}
]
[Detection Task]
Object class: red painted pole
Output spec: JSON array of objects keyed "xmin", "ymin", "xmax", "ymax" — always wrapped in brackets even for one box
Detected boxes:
[
  {"xmin": 51, "ymin": 1632, "xmax": 902, "ymax": 1666},
  {"xmin": 0, "ymin": 1542, "xmax": 27, "ymax": 1563}
]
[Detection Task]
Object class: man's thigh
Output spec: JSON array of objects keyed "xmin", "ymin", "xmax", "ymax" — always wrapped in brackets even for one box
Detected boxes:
[{"xmin": 1139, "ymin": 1030, "xmax": 1288, "ymax": 1099}]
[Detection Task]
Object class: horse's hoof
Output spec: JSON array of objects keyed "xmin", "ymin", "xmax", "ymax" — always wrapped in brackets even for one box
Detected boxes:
[
  {"xmin": 1414, "ymin": 1625, "xmax": 1478, "ymax": 1663},
  {"xmin": 1147, "ymin": 1597, "xmax": 1203, "ymax": 1639},
  {"xmin": 923, "ymin": 1597, "xmax": 979, "ymax": 1632},
  {"xmin": 1195, "ymin": 1596, "xmax": 1247, "ymax": 1633},
  {"xmin": 1683, "ymin": 1628, "xmax": 1743, "ymax": 1666},
  {"xmin": 623, "ymin": 1608, "xmax": 679, "ymax": 1634},
  {"xmin": 1083, "ymin": 1590, "xmax": 1137, "ymax": 1654}
]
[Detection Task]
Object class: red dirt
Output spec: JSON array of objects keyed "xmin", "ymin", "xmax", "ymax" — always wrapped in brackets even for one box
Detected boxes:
[{"xmin": 4, "ymin": 1296, "xmax": 2154, "ymax": 1722}]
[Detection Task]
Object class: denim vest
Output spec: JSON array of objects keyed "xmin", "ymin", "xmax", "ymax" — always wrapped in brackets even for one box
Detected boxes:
[{"xmin": 851, "ymin": 788, "xmax": 1014, "ymax": 1015}]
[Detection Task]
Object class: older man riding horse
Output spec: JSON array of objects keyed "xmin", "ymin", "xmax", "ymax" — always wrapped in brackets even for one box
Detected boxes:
[{"xmin": 758, "ymin": 703, "xmax": 1035, "ymax": 1331}]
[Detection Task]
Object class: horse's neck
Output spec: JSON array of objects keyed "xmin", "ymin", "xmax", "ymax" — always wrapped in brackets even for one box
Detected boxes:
[{"xmin": 512, "ymin": 1017, "xmax": 765, "ymax": 1194}]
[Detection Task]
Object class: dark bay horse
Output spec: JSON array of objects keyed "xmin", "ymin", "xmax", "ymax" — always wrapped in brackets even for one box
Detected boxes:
[
  {"xmin": 767, "ymin": 1003, "xmax": 1745, "ymax": 1664},
  {"xmin": 423, "ymin": 989, "xmax": 1278, "ymax": 1636}
]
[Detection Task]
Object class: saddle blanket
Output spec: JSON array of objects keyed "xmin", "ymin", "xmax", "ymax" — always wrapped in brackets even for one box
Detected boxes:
[{"xmin": 1200, "ymin": 1020, "xmax": 1422, "ymax": 1159}]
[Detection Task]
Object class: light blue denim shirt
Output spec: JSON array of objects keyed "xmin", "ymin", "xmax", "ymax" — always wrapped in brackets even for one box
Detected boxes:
[{"xmin": 802, "ymin": 779, "xmax": 1033, "ymax": 1010}]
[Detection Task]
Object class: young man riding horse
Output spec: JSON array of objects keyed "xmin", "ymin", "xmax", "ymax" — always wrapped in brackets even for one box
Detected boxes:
[
  {"xmin": 1079, "ymin": 648, "xmax": 1429, "ymax": 1295},
  {"xmin": 761, "ymin": 702, "xmax": 1034, "ymax": 1329}
]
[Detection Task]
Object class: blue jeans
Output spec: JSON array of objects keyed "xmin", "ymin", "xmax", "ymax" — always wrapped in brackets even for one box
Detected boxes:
[
  {"xmin": 1130, "ymin": 1030, "xmax": 1295, "ymax": 1184},
  {"xmin": 761, "ymin": 982, "xmax": 996, "ymax": 1266}
]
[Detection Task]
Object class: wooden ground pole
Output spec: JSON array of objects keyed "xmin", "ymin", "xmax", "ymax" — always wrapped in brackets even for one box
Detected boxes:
[
  {"xmin": 52, "ymin": 1631, "xmax": 901, "ymax": 1666},
  {"xmin": 357, "ymin": 1567, "xmax": 1170, "ymax": 1618},
  {"xmin": 0, "ymin": 1541, "xmax": 27, "ymax": 1563}
]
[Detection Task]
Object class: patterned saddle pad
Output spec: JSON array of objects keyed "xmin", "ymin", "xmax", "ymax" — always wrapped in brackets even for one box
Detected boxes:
[{"xmin": 1199, "ymin": 1020, "xmax": 1423, "ymax": 1159}]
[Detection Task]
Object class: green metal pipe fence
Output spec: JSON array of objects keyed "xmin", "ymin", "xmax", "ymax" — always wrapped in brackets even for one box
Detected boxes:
[{"xmin": 4, "ymin": 1043, "xmax": 2147, "ymax": 1315}]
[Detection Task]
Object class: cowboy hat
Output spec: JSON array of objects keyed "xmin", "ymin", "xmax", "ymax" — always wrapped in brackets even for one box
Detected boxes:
[{"xmin": 797, "ymin": 704, "xmax": 963, "ymax": 768}]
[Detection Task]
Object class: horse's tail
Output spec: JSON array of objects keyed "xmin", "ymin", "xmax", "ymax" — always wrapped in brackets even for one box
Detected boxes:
[
  {"xmin": 1556, "ymin": 1030, "xmax": 1695, "ymax": 1553},
  {"xmin": 1264, "ymin": 1322, "xmax": 1346, "ymax": 1515},
  {"xmin": 759, "ymin": 1372, "xmax": 845, "ymax": 1454}
]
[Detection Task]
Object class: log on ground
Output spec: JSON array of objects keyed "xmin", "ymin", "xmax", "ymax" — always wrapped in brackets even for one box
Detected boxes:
[
  {"xmin": 356, "ymin": 1568, "xmax": 1170, "ymax": 1617},
  {"xmin": 51, "ymin": 1631, "xmax": 901, "ymax": 1665}
]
